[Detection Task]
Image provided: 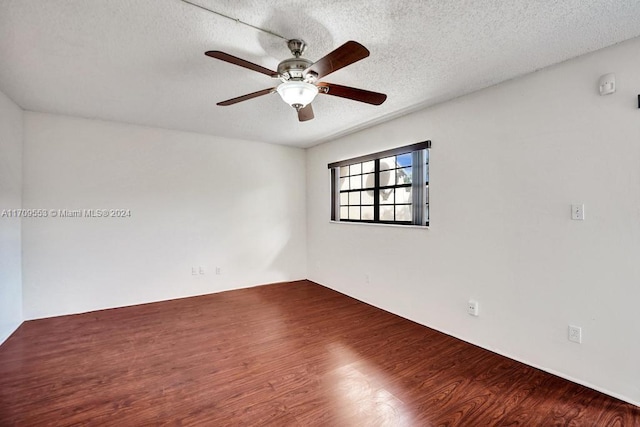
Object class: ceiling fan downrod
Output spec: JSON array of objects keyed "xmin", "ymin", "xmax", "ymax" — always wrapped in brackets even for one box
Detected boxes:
[
  {"xmin": 277, "ymin": 39, "xmax": 315, "ymax": 83},
  {"xmin": 287, "ymin": 39, "xmax": 307, "ymax": 58}
]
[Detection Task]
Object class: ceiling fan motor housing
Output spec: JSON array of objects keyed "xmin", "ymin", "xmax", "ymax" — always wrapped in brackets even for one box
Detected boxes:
[{"xmin": 277, "ymin": 57, "xmax": 315, "ymax": 82}]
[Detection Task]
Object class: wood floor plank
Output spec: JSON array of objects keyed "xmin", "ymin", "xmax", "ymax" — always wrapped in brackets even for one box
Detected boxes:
[{"xmin": 0, "ymin": 280, "xmax": 638, "ymax": 426}]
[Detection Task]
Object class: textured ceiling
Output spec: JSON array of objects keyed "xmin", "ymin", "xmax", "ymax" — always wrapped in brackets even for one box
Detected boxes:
[{"xmin": 1, "ymin": 0, "xmax": 640, "ymax": 147}]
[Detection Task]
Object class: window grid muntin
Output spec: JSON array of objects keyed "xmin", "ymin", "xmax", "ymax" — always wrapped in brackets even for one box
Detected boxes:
[
  {"xmin": 338, "ymin": 160, "xmax": 375, "ymax": 221},
  {"xmin": 339, "ymin": 155, "xmax": 421, "ymax": 224}
]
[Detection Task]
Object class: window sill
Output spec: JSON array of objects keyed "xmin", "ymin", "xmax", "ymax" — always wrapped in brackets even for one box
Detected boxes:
[{"xmin": 329, "ymin": 220, "xmax": 429, "ymax": 230}]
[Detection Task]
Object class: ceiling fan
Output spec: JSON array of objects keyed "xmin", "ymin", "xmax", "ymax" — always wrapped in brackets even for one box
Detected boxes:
[{"xmin": 205, "ymin": 39, "xmax": 387, "ymax": 122}]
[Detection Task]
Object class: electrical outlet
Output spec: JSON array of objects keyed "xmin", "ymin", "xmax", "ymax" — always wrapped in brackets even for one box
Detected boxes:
[
  {"xmin": 568, "ymin": 325, "xmax": 582, "ymax": 343},
  {"xmin": 467, "ymin": 300, "xmax": 479, "ymax": 317},
  {"xmin": 215, "ymin": 266, "xmax": 221, "ymax": 275},
  {"xmin": 571, "ymin": 204, "xmax": 585, "ymax": 220},
  {"xmin": 199, "ymin": 266, "xmax": 205, "ymax": 275},
  {"xmin": 191, "ymin": 267, "xmax": 197, "ymax": 275}
]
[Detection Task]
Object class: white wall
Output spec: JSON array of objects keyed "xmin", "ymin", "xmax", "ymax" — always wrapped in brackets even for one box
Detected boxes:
[
  {"xmin": 0, "ymin": 89, "xmax": 23, "ymax": 344},
  {"xmin": 23, "ymin": 113, "xmax": 307, "ymax": 319},
  {"xmin": 307, "ymin": 37, "xmax": 640, "ymax": 405}
]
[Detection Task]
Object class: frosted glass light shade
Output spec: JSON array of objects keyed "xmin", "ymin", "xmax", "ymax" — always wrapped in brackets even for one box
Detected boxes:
[{"xmin": 276, "ymin": 81, "xmax": 318, "ymax": 108}]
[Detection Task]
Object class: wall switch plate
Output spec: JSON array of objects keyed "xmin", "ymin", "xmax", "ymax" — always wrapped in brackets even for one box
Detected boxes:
[
  {"xmin": 571, "ymin": 204, "xmax": 585, "ymax": 220},
  {"xmin": 467, "ymin": 300, "xmax": 479, "ymax": 316},
  {"xmin": 568, "ymin": 325, "xmax": 582, "ymax": 343}
]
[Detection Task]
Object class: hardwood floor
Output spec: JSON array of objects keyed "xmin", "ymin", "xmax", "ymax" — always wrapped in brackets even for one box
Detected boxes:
[{"xmin": 1, "ymin": 280, "xmax": 638, "ymax": 426}]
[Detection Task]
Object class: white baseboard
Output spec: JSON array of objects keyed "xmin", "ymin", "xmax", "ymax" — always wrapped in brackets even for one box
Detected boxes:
[{"xmin": 0, "ymin": 321, "xmax": 23, "ymax": 347}]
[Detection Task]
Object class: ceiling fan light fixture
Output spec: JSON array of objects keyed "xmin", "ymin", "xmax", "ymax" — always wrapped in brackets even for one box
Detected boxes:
[{"xmin": 276, "ymin": 81, "xmax": 318, "ymax": 109}]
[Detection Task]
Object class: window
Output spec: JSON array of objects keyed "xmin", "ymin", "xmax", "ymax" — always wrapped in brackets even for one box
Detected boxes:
[{"xmin": 328, "ymin": 141, "xmax": 430, "ymax": 226}]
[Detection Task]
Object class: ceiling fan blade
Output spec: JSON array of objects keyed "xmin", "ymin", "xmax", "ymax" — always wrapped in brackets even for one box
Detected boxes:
[
  {"xmin": 317, "ymin": 82, "xmax": 387, "ymax": 105},
  {"xmin": 217, "ymin": 88, "xmax": 276, "ymax": 106},
  {"xmin": 205, "ymin": 51, "xmax": 278, "ymax": 77},
  {"xmin": 297, "ymin": 104, "xmax": 314, "ymax": 122},
  {"xmin": 304, "ymin": 41, "xmax": 369, "ymax": 79}
]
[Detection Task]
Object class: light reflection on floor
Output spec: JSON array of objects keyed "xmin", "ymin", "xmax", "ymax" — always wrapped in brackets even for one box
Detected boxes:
[{"xmin": 328, "ymin": 343, "xmax": 415, "ymax": 426}]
